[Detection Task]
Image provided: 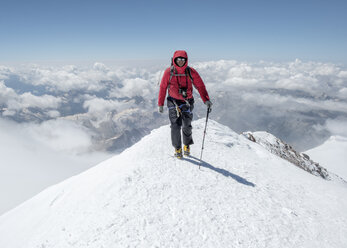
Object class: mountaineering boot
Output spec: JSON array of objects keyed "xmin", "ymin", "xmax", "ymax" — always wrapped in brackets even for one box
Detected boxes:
[
  {"xmin": 175, "ymin": 147, "xmax": 183, "ymax": 159},
  {"xmin": 183, "ymin": 145, "xmax": 190, "ymax": 156}
]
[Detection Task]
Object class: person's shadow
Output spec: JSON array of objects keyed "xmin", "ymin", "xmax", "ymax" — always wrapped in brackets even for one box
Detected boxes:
[{"xmin": 183, "ymin": 155, "xmax": 256, "ymax": 187}]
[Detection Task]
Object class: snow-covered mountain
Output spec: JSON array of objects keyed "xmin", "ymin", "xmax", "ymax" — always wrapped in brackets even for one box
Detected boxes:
[
  {"xmin": 0, "ymin": 120, "xmax": 346, "ymax": 248},
  {"xmin": 306, "ymin": 135, "xmax": 347, "ymax": 181},
  {"xmin": 242, "ymin": 131, "xmax": 333, "ymax": 180}
]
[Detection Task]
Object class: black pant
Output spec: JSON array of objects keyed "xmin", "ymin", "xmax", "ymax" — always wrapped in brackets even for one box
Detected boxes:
[{"xmin": 167, "ymin": 97, "xmax": 194, "ymax": 149}]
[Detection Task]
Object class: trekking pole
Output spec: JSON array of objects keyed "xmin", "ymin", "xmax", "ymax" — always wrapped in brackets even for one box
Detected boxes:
[{"xmin": 199, "ymin": 107, "xmax": 210, "ymax": 169}]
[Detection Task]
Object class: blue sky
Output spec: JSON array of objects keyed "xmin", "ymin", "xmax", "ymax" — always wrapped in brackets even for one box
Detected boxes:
[{"xmin": 1, "ymin": 0, "xmax": 347, "ymax": 64}]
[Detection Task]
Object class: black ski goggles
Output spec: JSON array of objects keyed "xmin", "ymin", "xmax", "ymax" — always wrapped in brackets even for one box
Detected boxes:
[{"xmin": 175, "ymin": 57, "xmax": 186, "ymax": 62}]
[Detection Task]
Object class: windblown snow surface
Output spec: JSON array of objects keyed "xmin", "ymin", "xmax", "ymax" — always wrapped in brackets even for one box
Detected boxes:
[
  {"xmin": 0, "ymin": 119, "xmax": 346, "ymax": 248},
  {"xmin": 306, "ymin": 135, "xmax": 347, "ymax": 181}
]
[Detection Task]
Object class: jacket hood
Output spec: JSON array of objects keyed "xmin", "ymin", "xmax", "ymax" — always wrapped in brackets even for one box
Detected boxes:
[{"xmin": 172, "ymin": 50, "xmax": 188, "ymax": 73}]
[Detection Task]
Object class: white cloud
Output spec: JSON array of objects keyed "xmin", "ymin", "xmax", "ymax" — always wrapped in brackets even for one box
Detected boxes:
[
  {"xmin": 25, "ymin": 119, "xmax": 93, "ymax": 154},
  {"xmin": 323, "ymin": 118, "xmax": 347, "ymax": 137},
  {"xmin": 116, "ymin": 77, "xmax": 153, "ymax": 98},
  {"xmin": 6, "ymin": 94, "xmax": 61, "ymax": 111},
  {"xmin": 16, "ymin": 65, "xmax": 118, "ymax": 92},
  {"xmin": 0, "ymin": 81, "xmax": 17, "ymax": 104},
  {"xmin": 93, "ymin": 62, "xmax": 109, "ymax": 72},
  {"xmin": 46, "ymin": 110, "xmax": 61, "ymax": 118},
  {"xmin": 0, "ymin": 118, "xmax": 111, "ymax": 214},
  {"xmin": 275, "ymin": 73, "xmax": 318, "ymax": 91},
  {"xmin": 35, "ymin": 68, "xmax": 96, "ymax": 91},
  {"xmin": 2, "ymin": 109, "xmax": 16, "ymax": 116},
  {"xmin": 83, "ymin": 98, "xmax": 123, "ymax": 114},
  {"xmin": 338, "ymin": 88, "xmax": 347, "ymax": 98},
  {"xmin": 1, "ymin": 81, "xmax": 62, "ymax": 112},
  {"xmin": 193, "ymin": 60, "xmax": 347, "ymax": 99},
  {"xmin": 0, "ymin": 65, "xmax": 13, "ymax": 80},
  {"xmin": 4, "ymin": 60, "xmax": 346, "ymax": 101},
  {"xmin": 338, "ymin": 71, "xmax": 347, "ymax": 78},
  {"xmin": 10, "ymin": 92, "xmax": 62, "ymax": 110},
  {"xmin": 1, "ymin": 59, "xmax": 347, "ymax": 150}
]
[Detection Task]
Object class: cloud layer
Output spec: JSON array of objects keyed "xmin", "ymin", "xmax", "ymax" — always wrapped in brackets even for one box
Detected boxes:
[
  {"xmin": 1, "ymin": 60, "xmax": 347, "ymax": 151},
  {"xmin": 1, "ymin": 59, "xmax": 347, "ymax": 214},
  {"xmin": 0, "ymin": 118, "xmax": 110, "ymax": 214}
]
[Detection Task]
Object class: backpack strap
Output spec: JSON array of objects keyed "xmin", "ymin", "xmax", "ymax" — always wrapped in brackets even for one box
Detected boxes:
[
  {"xmin": 168, "ymin": 65, "xmax": 194, "ymax": 96},
  {"xmin": 169, "ymin": 65, "xmax": 175, "ymax": 82},
  {"xmin": 170, "ymin": 66, "xmax": 194, "ymax": 82},
  {"xmin": 186, "ymin": 66, "xmax": 193, "ymax": 83}
]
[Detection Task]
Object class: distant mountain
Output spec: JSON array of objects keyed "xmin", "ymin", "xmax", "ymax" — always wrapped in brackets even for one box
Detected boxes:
[{"xmin": 1, "ymin": 120, "xmax": 346, "ymax": 248}]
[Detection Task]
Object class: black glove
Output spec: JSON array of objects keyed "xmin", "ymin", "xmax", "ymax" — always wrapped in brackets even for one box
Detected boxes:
[
  {"xmin": 204, "ymin": 100, "xmax": 212, "ymax": 112},
  {"xmin": 158, "ymin": 106, "xmax": 164, "ymax": 113}
]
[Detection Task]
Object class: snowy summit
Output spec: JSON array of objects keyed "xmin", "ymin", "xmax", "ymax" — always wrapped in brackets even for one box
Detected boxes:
[{"xmin": 0, "ymin": 119, "xmax": 346, "ymax": 248}]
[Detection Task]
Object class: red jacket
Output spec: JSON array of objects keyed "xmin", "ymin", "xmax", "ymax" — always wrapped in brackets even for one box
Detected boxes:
[{"xmin": 158, "ymin": 50, "xmax": 210, "ymax": 106}]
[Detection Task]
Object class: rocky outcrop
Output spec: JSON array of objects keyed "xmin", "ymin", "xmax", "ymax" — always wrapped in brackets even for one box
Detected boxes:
[{"xmin": 243, "ymin": 131, "xmax": 330, "ymax": 179}]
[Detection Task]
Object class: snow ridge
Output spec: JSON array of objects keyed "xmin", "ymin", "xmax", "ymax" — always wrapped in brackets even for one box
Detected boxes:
[
  {"xmin": 243, "ymin": 131, "xmax": 332, "ymax": 179},
  {"xmin": 306, "ymin": 135, "xmax": 347, "ymax": 181},
  {"xmin": 1, "ymin": 119, "xmax": 347, "ymax": 248}
]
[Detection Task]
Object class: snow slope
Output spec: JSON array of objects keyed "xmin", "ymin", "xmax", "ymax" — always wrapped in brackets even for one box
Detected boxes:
[
  {"xmin": 242, "ymin": 131, "xmax": 336, "ymax": 180},
  {"xmin": 306, "ymin": 135, "xmax": 347, "ymax": 181},
  {"xmin": 0, "ymin": 118, "xmax": 111, "ymax": 215},
  {"xmin": 0, "ymin": 119, "xmax": 347, "ymax": 248}
]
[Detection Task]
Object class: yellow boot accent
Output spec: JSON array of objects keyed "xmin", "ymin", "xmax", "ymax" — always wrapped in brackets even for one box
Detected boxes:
[
  {"xmin": 175, "ymin": 147, "xmax": 183, "ymax": 159},
  {"xmin": 184, "ymin": 145, "xmax": 190, "ymax": 156}
]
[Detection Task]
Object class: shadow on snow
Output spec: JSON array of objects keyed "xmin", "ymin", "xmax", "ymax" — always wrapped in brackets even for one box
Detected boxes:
[{"xmin": 183, "ymin": 155, "xmax": 256, "ymax": 187}]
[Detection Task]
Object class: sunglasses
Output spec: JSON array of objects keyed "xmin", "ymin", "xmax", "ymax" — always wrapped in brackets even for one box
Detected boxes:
[{"xmin": 176, "ymin": 57, "xmax": 186, "ymax": 62}]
